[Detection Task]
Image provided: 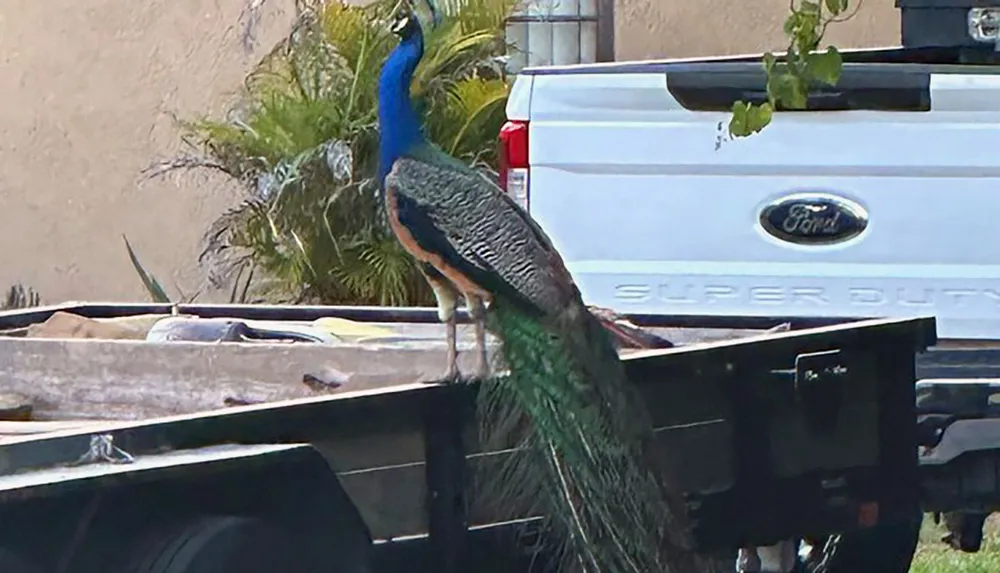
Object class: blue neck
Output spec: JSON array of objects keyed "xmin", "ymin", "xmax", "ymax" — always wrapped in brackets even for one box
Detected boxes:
[{"xmin": 377, "ymin": 30, "xmax": 425, "ymax": 188}]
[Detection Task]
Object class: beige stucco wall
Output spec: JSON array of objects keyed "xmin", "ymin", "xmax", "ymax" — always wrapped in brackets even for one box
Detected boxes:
[
  {"xmin": 616, "ymin": 0, "xmax": 900, "ymax": 60},
  {"xmin": 0, "ymin": 0, "xmax": 294, "ymax": 304},
  {"xmin": 2, "ymin": 0, "xmax": 900, "ymax": 304}
]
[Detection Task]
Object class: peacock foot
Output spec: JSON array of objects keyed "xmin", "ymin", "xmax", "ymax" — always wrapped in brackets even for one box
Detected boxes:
[
  {"xmin": 439, "ymin": 360, "xmax": 461, "ymax": 384},
  {"xmin": 473, "ymin": 359, "xmax": 490, "ymax": 381}
]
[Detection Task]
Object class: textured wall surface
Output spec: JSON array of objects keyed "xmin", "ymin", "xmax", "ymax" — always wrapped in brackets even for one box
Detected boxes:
[
  {"xmin": 615, "ymin": 0, "xmax": 900, "ymax": 60},
  {"xmin": 0, "ymin": 0, "xmax": 293, "ymax": 304},
  {"xmin": 2, "ymin": 0, "xmax": 899, "ymax": 303}
]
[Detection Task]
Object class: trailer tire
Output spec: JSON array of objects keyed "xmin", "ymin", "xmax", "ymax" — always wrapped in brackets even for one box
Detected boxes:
[
  {"xmin": 801, "ymin": 511, "xmax": 922, "ymax": 573},
  {"xmin": 125, "ymin": 515, "xmax": 308, "ymax": 573},
  {"xmin": 0, "ymin": 547, "xmax": 41, "ymax": 573}
]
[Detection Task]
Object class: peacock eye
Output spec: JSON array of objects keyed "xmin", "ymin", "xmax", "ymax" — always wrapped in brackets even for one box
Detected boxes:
[{"xmin": 391, "ymin": 15, "xmax": 410, "ymax": 34}]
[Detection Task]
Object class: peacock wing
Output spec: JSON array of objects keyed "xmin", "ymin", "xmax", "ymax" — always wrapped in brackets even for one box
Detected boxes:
[{"xmin": 385, "ymin": 156, "xmax": 577, "ymax": 317}]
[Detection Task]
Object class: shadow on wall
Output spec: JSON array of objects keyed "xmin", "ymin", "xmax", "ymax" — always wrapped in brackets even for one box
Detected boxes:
[{"xmin": 615, "ymin": 0, "xmax": 901, "ymax": 60}]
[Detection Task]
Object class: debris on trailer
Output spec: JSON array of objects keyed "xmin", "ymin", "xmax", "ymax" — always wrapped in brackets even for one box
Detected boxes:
[{"xmin": 23, "ymin": 311, "xmax": 154, "ymax": 340}]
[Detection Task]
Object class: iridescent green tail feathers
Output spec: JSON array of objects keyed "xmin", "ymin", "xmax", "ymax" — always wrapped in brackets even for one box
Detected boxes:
[{"xmin": 477, "ymin": 297, "xmax": 702, "ymax": 573}]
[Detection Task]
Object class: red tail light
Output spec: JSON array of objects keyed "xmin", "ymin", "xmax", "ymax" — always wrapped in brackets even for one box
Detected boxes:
[{"xmin": 498, "ymin": 120, "xmax": 530, "ymax": 210}]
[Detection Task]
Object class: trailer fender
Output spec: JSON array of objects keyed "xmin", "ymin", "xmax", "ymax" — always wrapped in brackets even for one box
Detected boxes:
[{"xmin": 0, "ymin": 442, "xmax": 372, "ymax": 573}]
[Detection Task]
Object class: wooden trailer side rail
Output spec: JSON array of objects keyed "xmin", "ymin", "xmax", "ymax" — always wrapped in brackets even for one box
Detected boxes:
[{"xmin": 0, "ymin": 301, "xmax": 865, "ymax": 334}]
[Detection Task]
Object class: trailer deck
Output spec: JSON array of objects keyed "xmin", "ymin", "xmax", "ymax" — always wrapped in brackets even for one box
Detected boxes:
[
  {"xmin": 0, "ymin": 303, "xmax": 938, "ymax": 573},
  {"xmin": 0, "ymin": 302, "xmax": 787, "ymax": 424}
]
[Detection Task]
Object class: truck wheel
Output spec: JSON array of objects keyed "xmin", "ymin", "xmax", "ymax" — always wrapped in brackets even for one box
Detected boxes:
[
  {"xmin": 125, "ymin": 516, "xmax": 308, "ymax": 573},
  {"xmin": 0, "ymin": 547, "xmax": 41, "ymax": 573},
  {"xmin": 801, "ymin": 511, "xmax": 921, "ymax": 573}
]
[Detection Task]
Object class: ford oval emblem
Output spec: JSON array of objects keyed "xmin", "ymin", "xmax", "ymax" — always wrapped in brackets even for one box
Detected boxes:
[{"xmin": 759, "ymin": 192, "xmax": 868, "ymax": 245}]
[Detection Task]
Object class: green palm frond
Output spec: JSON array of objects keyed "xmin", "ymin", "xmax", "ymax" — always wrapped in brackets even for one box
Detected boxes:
[
  {"xmin": 436, "ymin": 0, "xmax": 522, "ymax": 32},
  {"xmin": 334, "ymin": 230, "xmax": 432, "ymax": 306},
  {"xmin": 123, "ymin": 234, "xmax": 173, "ymax": 303},
  {"xmin": 153, "ymin": 0, "xmax": 516, "ymax": 306},
  {"xmin": 443, "ymin": 77, "xmax": 509, "ymax": 158}
]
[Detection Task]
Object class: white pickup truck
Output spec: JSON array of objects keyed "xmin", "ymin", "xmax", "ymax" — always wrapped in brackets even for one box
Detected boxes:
[
  {"xmin": 499, "ymin": 45, "xmax": 1000, "ymax": 341},
  {"xmin": 498, "ymin": 42, "xmax": 1000, "ymax": 573}
]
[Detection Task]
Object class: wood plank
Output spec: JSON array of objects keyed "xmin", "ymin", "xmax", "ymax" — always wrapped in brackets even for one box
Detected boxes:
[
  {"xmin": 0, "ymin": 421, "xmax": 106, "ymax": 439},
  {"xmin": 0, "ymin": 383, "xmax": 454, "ymax": 476},
  {"xmin": 0, "ymin": 336, "xmax": 484, "ymax": 420}
]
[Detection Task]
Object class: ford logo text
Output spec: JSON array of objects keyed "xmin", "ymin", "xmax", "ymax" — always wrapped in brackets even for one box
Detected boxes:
[{"xmin": 759, "ymin": 193, "xmax": 868, "ymax": 246}]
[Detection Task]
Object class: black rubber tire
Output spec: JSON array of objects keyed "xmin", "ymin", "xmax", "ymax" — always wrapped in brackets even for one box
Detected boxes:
[
  {"xmin": 802, "ymin": 511, "xmax": 922, "ymax": 573},
  {"xmin": 704, "ymin": 552, "xmax": 738, "ymax": 573},
  {"xmin": 0, "ymin": 547, "xmax": 41, "ymax": 573},
  {"xmin": 125, "ymin": 515, "xmax": 308, "ymax": 573}
]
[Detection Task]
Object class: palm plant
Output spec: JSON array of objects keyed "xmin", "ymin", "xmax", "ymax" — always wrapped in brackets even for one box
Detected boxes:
[
  {"xmin": 147, "ymin": 0, "xmax": 518, "ymax": 305},
  {"xmin": 1, "ymin": 284, "xmax": 41, "ymax": 311}
]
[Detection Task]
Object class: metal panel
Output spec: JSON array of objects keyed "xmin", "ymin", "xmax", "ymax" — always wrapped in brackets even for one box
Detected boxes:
[
  {"xmin": 504, "ymin": 0, "xmax": 604, "ymax": 74},
  {"xmin": 665, "ymin": 63, "xmax": 932, "ymax": 112}
]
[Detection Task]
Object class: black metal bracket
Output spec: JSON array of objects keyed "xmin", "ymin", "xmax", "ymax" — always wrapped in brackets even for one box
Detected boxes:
[
  {"xmin": 423, "ymin": 391, "xmax": 470, "ymax": 573},
  {"xmin": 795, "ymin": 349, "xmax": 848, "ymax": 438}
]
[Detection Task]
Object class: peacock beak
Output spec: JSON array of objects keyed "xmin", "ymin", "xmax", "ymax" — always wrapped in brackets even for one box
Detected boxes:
[{"xmin": 390, "ymin": 13, "xmax": 411, "ymax": 36}]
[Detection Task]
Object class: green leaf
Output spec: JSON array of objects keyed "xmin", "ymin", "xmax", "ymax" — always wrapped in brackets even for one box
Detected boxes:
[
  {"xmin": 782, "ymin": 12, "xmax": 800, "ymax": 36},
  {"xmin": 768, "ymin": 74, "xmax": 808, "ymax": 110},
  {"xmin": 795, "ymin": 20, "xmax": 821, "ymax": 53},
  {"xmin": 800, "ymin": 1, "xmax": 821, "ymax": 15},
  {"xmin": 730, "ymin": 0, "xmax": 850, "ymax": 138},
  {"xmin": 806, "ymin": 46, "xmax": 843, "ymax": 86},
  {"xmin": 748, "ymin": 102, "xmax": 774, "ymax": 133},
  {"xmin": 445, "ymin": 77, "xmax": 510, "ymax": 156},
  {"xmin": 824, "ymin": 0, "xmax": 849, "ymax": 16},
  {"xmin": 762, "ymin": 52, "xmax": 777, "ymax": 73},
  {"xmin": 122, "ymin": 234, "xmax": 173, "ymax": 303},
  {"xmin": 729, "ymin": 101, "xmax": 750, "ymax": 138},
  {"xmin": 728, "ymin": 101, "xmax": 773, "ymax": 138}
]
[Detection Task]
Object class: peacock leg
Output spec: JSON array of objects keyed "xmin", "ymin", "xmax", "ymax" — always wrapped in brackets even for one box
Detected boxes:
[
  {"xmin": 466, "ymin": 294, "xmax": 489, "ymax": 379},
  {"xmin": 421, "ymin": 265, "xmax": 460, "ymax": 381},
  {"xmin": 437, "ymin": 291, "xmax": 460, "ymax": 381},
  {"xmin": 444, "ymin": 312, "xmax": 459, "ymax": 381}
]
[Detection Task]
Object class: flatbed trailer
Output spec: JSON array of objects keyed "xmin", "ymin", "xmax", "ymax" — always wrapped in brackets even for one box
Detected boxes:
[{"xmin": 0, "ymin": 303, "xmax": 988, "ymax": 573}]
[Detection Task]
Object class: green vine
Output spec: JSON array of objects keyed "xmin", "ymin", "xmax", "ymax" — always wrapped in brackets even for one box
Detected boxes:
[{"xmin": 727, "ymin": 0, "xmax": 858, "ymax": 139}]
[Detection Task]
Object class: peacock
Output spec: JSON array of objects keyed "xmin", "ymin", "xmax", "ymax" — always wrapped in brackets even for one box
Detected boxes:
[
  {"xmin": 376, "ymin": 3, "xmax": 706, "ymax": 571},
  {"xmin": 377, "ymin": 1, "xmax": 488, "ymax": 381}
]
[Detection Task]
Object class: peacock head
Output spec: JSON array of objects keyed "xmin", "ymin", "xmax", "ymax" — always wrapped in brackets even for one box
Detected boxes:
[
  {"xmin": 390, "ymin": 11, "xmax": 420, "ymax": 40},
  {"xmin": 390, "ymin": 0, "xmax": 440, "ymax": 39}
]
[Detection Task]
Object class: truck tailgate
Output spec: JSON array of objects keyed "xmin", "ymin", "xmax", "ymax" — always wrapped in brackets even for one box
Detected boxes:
[{"xmin": 520, "ymin": 64, "xmax": 1000, "ymax": 339}]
